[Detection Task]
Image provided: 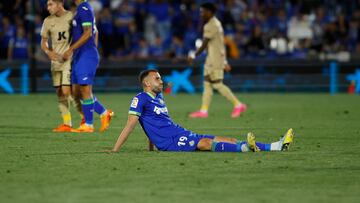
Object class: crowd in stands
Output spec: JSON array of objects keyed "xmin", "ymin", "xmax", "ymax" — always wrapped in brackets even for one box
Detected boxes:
[{"xmin": 1, "ymin": 0, "xmax": 360, "ymax": 61}]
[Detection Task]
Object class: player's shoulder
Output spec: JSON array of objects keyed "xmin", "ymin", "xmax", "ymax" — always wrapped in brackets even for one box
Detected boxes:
[
  {"xmin": 204, "ymin": 21, "xmax": 214, "ymax": 31},
  {"xmin": 64, "ymin": 10, "xmax": 74, "ymax": 18},
  {"xmin": 43, "ymin": 15, "xmax": 54, "ymax": 23},
  {"xmin": 134, "ymin": 92, "xmax": 151, "ymax": 100},
  {"xmin": 205, "ymin": 17, "xmax": 218, "ymax": 27},
  {"xmin": 78, "ymin": 2, "xmax": 92, "ymax": 12}
]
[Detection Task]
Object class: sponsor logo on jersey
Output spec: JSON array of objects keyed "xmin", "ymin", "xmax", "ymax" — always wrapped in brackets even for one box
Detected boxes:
[
  {"xmin": 131, "ymin": 97, "xmax": 139, "ymax": 108},
  {"xmin": 153, "ymin": 106, "xmax": 168, "ymax": 115}
]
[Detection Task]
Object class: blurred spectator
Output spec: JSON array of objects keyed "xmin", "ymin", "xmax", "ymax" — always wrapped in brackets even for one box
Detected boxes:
[
  {"xmin": 7, "ymin": 26, "xmax": 30, "ymax": 60},
  {"xmin": 274, "ymin": 8, "xmax": 288, "ymax": 37},
  {"xmin": 88, "ymin": 0, "xmax": 103, "ymax": 15},
  {"xmin": 134, "ymin": 0, "xmax": 147, "ymax": 34},
  {"xmin": 0, "ymin": 17, "xmax": 16, "ymax": 59},
  {"xmin": 167, "ymin": 35, "xmax": 187, "ymax": 60},
  {"xmin": 149, "ymin": 36, "xmax": 165, "ymax": 59},
  {"xmin": 334, "ymin": 13, "xmax": 349, "ymax": 51},
  {"xmin": 148, "ymin": 0, "xmax": 171, "ymax": 41},
  {"xmin": 132, "ymin": 38, "xmax": 150, "ymax": 59},
  {"xmin": 1, "ymin": 0, "xmax": 360, "ymax": 61},
  {"xmin": 292, "ymin": 39, "xmax": 309, "ymax": 59},
  {"xmin": 224, "ymin": 35, "xmax": 240, "ymax": 59},
  {"xmin": 246, "ymin": 25, "xmax": 266, "ymax": 58},
  {"xmin": 113, "ymin": 1, "xmax": 134, "ymax": 51},
  {"xmin": 323, "ymin": 22, "xmax": 340, "ymax": 53},
  {"xmin": 310, "ymin": 7, "xmax": 329, "ymax": 52},
  {"xmin": 347, "ymin": 17, "xmax": 359, "ymax": 52},
  {"xmin": 287, "ymin": 12, "xmax": 313, "ymax": 45},
  {"xmin": 98, "ymin": 8, "xmax": 114, "ymax": 58}
]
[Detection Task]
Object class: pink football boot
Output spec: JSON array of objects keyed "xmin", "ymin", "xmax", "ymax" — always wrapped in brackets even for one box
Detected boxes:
[
  {"xmin": 231, "ymin": 103, "xmax": 247, "ymax": 118},
  {"xmin": 189, "ymin": 111, "xmax": 208, "ymax": 118}
]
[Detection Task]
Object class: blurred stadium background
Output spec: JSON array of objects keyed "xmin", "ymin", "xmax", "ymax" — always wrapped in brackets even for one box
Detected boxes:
[{"xmin": 1, "ymin": 0, "xmax": 360, "ymax": 94}]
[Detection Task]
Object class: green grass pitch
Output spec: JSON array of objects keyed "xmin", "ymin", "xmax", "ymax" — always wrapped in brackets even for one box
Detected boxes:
[{"xmin": 0, "ymin": 93, "xmax": 360, "ymax": 203}]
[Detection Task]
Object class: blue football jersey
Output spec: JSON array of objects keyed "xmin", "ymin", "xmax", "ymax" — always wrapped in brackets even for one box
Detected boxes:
[
  {"xmin": 72, "ymin": 1, "xmax": 98, "ymax": 56},
  {"xmin": 129, "ymin": 92, "xmax": 190, "ymax": 150}
]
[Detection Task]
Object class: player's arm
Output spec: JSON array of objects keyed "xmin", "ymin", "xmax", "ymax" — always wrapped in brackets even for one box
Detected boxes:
[
  {"xmin": 188, "ymin": 38, "xmax": 210, "ymax": 64},
  {"xmin": 40, "ymin": 37, "xmax": 60, "ymax": 61},
  {"xmin": 63, "ymin": 25, "xmax": 92, "ymax": 60},
  {"xmin": 148, "ymin": 140, "xmax": 155, "ymax": 151},
  {"xmin": 110, "ymin": 114, "xmax": 139, "ymax": 152},
  {"xmin": 195, "ymin": 38, "xmax": 210, "ymax": 57},
  {"xmin": 95, "ymin": 27, "xmax": 99, "ymax": 47}
]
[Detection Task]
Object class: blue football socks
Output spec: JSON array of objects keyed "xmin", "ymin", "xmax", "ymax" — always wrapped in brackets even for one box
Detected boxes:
[{"xmin": 81, "ymin": 98, "xmax": 95, "ymax": 126}]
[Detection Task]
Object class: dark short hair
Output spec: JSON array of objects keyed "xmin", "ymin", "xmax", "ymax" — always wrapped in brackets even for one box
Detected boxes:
[
  {"xmin": 48, "ymin": 0, "xmax": 64, "ymax": 4},
  {"xmin": 138, "ymin": 69, "xmax": 159, "ymax": 85},
  {"xmin": 200, "ymin": 2, "xmax": 217, "ymax": 14}
]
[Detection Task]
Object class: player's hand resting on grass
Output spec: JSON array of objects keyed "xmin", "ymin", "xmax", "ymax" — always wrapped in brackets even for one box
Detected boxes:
[{"xmin": 102, "ymin": 149, "xmax": 117, "ymax": 153}]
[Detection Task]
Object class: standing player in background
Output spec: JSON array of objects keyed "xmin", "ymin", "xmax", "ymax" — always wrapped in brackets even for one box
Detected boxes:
[
  {"xmin": 188, "ymin": 3, "xmax": 247, "ymax": 119},
  {"xmin": 105, "ymin": 69, "xmax": 294, "ymax": 153},
  {"xmin": 41, "ymin": 0, "xmax": 83, "ymax": 132},
  {"xmin": 63, "ymin": 0, "xmax": 113, "ymax": 133}
]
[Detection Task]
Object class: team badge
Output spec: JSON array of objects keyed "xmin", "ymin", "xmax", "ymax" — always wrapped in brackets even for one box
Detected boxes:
[
  {"xmin": 159, "ymin": 99, "xmax": 164, "ymax": 104},
  {"xmin": 131, "ymin": 97, "xmax": 139, "ymax": 108}
]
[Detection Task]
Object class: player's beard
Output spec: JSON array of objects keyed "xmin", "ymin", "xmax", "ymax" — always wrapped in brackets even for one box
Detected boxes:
[{"xmin": 153, "ymin": 85, "xmax": 163, "ymax": 94}]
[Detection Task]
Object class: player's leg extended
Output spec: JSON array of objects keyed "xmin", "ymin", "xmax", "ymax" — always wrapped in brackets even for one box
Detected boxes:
[
  {"xmin": 197, "ymin": 135, "xmax": 258, "ymax": 152},
  {"xmin": 251, "ymin": 129, "xmax": 295, "ymax": 151},
  {"xmin": 189, "ymin": 80, "xmax": 213, "ymax": 118},
  {"xmin": 212, "ymin": 81, "xmax": 247, "ymax": 118}
]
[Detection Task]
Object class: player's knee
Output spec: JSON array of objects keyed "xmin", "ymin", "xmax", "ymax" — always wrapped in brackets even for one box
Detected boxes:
[
  {"xmin": 62, "ymin": 89, "xmax": 71, "ymax": 97},
  {"xmin": 79, "ymin": 86, "xmax": 92, "ymax": 98},
  {"xmin": 228, "ymin": 138, "xmax": 237, "ymax": 143},
  {"xmin": 212, "ymin": 82, "xmax": 224, "ymax": 90},
  {"xmin": 55, "ymin": 87, "xmax": 62, "ymax": 97},
  {"xmin": 197, "ymin": 138, "xmax": 212, "ymax": 151}
]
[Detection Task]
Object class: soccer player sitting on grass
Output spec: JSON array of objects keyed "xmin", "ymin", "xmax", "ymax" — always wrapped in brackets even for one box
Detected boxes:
[{"xmin": 106, "ymin": 69, "xmax": 294, "ymax": 153}]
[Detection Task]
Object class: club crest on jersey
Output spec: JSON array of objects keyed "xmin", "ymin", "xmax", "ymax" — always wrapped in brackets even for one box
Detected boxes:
[
  {"xmin": 159, "ymin": 99, "xmax": 164, "ymax": 104},
  {"xmin": 131, "ymin": 97, "xmax": 139, "ymax": 108},
  {"xmin": 154, "ymin": 106, "xmax": 168, "ymax": 115},
  {"xmin": 72, "ymin": 20, "xmax": 77, "ymax": 27}
]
